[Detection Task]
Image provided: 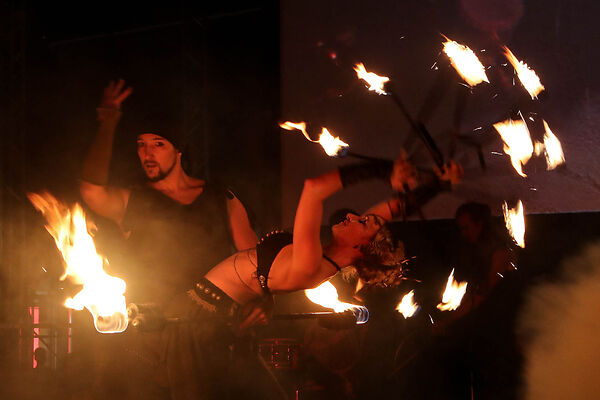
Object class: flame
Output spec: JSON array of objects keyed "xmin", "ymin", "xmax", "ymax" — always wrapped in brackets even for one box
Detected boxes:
[
  {"xmin": 503, "ymin": 46, "xmax": 545, "ymax": 99},
  {"xmin": 28, "ymin": 192, "xmax": 128, "ymax": 333},
  {"xmin": 279, "ymin": 121, "xmax": 311, "ymax": 141},
  {"xmin": 280, "ymin": 121, "xmax": 349, "ymax": 157},
  {"xmin": 354, "ymin": 63, "xmax": 390, "ymax": 95},
  {"xmin": 437, "ymin": 269, "xmax": 468, "ymax": 311},
  {"xmin": 503, "ymin": 200, "xmax": 525, "ymax": 248},
  {"xmin": 442, "ymin": 36, "xmax": 489, "ymax": 86},
  {"xmin": 305, "ymin": 281, "xmax": 359, "ymax": 313},
  {"xmin": 493, "ymin": 118, "xmax": 534, "ymax": 177},
  {"xmin": 541, "ymin": 120, "xmax": 565, "ymax": 170},
  {"xmin": 396, "ymin": 290, "xmax": 419, "ymax": 319}
]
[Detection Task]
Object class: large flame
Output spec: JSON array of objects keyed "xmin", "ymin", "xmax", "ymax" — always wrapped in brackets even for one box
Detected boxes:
[
  {"xmin": 503, "ymin": 46, "xmax": 545, "ymax": 99},
  {"xmin": 437, "ymin": 269, "xmax": 468, "ymax": 311},
  {"xmin": 280, "ymin": 121, "xmax": 349, "ymax": 157},
  {"xmin": 28, "ymin": 192, "xmax": 128, "ymax": 333},
  {"xmin": 442, "ymin": 36, "xmax": 489, "ymax": 86},
  {"xmin": 503, "ymin": 200, "xmax": 526, "ymax": 248},
  {"xmin": 354, "ymin": 62, "xmax": 390, "ymax": 95},
  {"xmin": 396, "ymin": 290, "xmax": 419, "ymax": 319},
  {"xmin": 493, "ymin": 118, "xmax": 534, "ymax": 177}
]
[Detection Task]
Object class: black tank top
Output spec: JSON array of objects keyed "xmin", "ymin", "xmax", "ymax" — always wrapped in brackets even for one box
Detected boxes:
[{"xmin": 118, "ymin": 184, "xmax": 233, "ymax": 305}]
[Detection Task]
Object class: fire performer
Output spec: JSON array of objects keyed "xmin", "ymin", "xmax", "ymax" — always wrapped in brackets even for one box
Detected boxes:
[
  {"xmin": 453, "ymin": 201, "xmax": 516, "ymax": 316},
  {"xmin": 156, "ymin": 157, "xmax": 462, "ymax": 399},
  {"xmin": 78, "ymin": 80, "xmax": 258, "ymax": 399},
  {"xmin": 80, "ymin": 79, "xmax": 257, "ymax": 305}
]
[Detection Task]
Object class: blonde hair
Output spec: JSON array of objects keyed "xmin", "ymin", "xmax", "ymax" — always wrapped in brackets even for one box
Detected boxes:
[{"xmin": 343, "ymin": 225, "xmax": 408, "ymax": 287}]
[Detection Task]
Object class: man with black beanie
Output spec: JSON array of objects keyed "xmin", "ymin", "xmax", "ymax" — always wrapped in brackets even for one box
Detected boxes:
[{"xmin": 78, "ymin": 80, "xmax": 259, "ymax": 400}]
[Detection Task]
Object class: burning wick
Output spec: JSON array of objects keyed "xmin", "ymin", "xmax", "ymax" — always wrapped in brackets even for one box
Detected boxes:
[
  {"xmin": 280, "ymin": 121, "xmax": 349, "ymax": 157},
  {"xmin": 396, "ymin": 290, "xmax": 419, "ymax": 319},
  {"xmin": 354, "ymin": 63, "xmax": 390, "ymax": 95},
  {"xmin": 442, "ymin": 35, "xmax": 489, "ymax": 87},
  {"xmin": 503, "ymin": 46, "xmax": 545, "ymax": 99},
  {"xmin": 28, "ymin": 192, "xmax": 129, "ymax": 333},
  {"xmin": 493, "ymin": 118, "xmax": 534, "ymax": 177},
  {"xmin": 503, "ymin": 200, "xmax": 525, "ymax": 248},
  {"xmin": 305, "ymin": 281, "xmax": 368, "ymax": 324},
  {"xmin": 437, "ymin": 269, "xmax": 468, "ymax": 311}
]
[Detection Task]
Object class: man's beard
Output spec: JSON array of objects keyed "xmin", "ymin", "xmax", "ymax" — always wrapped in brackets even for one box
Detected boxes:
[{"xmin": 144, "ymin": 160, "xmax": 176, "ymax": 182}]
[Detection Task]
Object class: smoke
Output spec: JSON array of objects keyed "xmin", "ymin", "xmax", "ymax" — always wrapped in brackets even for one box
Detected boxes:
[{"xmin": 519, "ymin": 239, "xmax": 600, "ymax": 399}]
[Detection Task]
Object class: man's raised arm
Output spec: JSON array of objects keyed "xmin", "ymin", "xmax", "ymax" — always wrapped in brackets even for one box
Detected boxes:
[{"xmin": 80, "ymin": 80, "xmax": 132, "ymax": 224}]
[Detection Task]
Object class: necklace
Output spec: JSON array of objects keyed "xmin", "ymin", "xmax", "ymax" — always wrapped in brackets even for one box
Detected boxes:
[
  {"xmin": 233, "ymin": 251, "xmax": 257, "ymax": 294},
  {"xmin": 323, "ymin": 254, "xmax": 342, "ymax": 271}
]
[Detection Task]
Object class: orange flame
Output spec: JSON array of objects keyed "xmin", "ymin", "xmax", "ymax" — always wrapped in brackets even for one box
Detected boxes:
[
  {"xmin": 305, "ymin": 281, "xmax": 359, "ymax": 313},
  {"xmin": 442, "ymin": 36, "xmax": 489, "ymax": 86},
  {"xmin": 280, "ymin": 121, "xmax": 349, "ymax": 156},
  {"xmin": 354, "ymin": 63, "xmax": 390, "ymax": 95},
  {"xmin": 28, "ymin": 192, "xmax": 128, "ymax": 333},
  {"xmin": 503, "ymin": 46, "xmax": 545, "ymax": 99},
  {"xmin": 437, "ymin": 269, "xmax": 468, "ymax": 311},
  {"xmin": 541, "ymin": 120, "xmax": 565, "ymax": 170},
  {"xmin": 493, "ymin": 118, "xmax": 534, "ymax": 177},
  {"xmin": 503, "ymin": 200, "xmax": 525, "ymax": 248},
  {"xmin": 396, "ymin": 290, "xmax": 418, "ymax": 319}
]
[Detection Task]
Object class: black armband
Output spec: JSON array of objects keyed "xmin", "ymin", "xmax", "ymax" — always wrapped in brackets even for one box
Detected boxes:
[
  {"xmin": 338, "ymin": 160, "xmax": 394, "ymax": 188},
  {"xmin": 404, "ymin": 170, "xmax": 452, "ymax": 216}
]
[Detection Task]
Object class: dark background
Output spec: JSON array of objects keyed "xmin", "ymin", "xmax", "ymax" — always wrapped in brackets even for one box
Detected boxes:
[
  {"xmin": 1, "ymin": 0, "xmax": 599, "ymax": 399},
  {"xmin": 281, "ymin": 0, "xmax": 600, "ymax": 224}
]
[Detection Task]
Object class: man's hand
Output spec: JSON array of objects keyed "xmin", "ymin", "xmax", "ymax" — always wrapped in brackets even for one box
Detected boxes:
[
  {"xmin": 390, "ymin": 154, "xmax": 418, "ymax": 193},
  {"xmin": 101, "ymin": 79, "xmax": 132, "ymax": 110},
  {"xmin": 234, "ymin": 298, "xmax": 273, "ymax": 335},
  {"xmin": 434, "ymin": 160, "xmax": 463, "ymax": 186}
]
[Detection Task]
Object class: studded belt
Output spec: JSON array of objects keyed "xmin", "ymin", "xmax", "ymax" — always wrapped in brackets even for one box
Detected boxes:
[{"xmin": 188, "ymin": 277, "xmax": 239, "ymax": 318}]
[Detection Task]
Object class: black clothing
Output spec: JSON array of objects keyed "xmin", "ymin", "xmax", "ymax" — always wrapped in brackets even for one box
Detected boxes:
[
  {"xmin": 119, "ymin": 184, "xmax": 233, "ymax": 306},
  {"xmin": 89, "ymin": 184, "xmax": 235, "ymax": 400},
  {"xmin": 454, "ymin": 232, "xmax": 510, "ymax": 299},
  {"xmin": 255, "ymin": 230, "xmax": 293, "ymax": 295}
]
